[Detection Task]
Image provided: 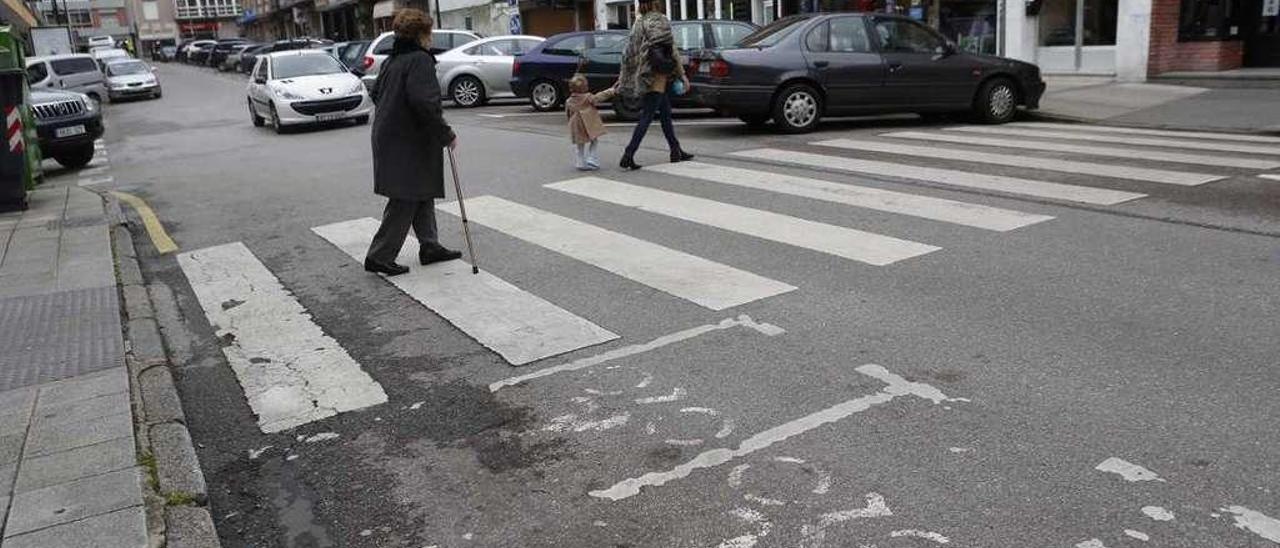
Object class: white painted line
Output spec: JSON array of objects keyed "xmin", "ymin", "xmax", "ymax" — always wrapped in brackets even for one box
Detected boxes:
[
  {"xmin": 815, "ymin": 138, "xmax": 1223, "ymax": 186},
  {"xmin": 648, "ymin": 161, "xmax": 1053, "ymax": 232},
  {"xmin": 886, "ymin": 131, "xmax": 1280, "ymax": 170},
  {"xmin": 1076, "ymin": 539, "xmax": 1107, "ymax": 548},
  {"xmin": 94, "ymin": 141, "xmax": 106, "ymax": 149},
  {"xmin": 488, "ymin": 315, "xmax": 783, "ymax": 391},
  {"xmin": 79, "ymin": 166, "xmax": 110, "ymax": 176},
  {"xmin": 312, "ymin": 217, "xmax": 618, "ymax": 366},
  {"xmin": 78, "ymin": 176, "xmax": 114, "ymax": 187},
  {"xmin": 1259, "ymin": 174, "xmax": 1280, "ymax": 181},
  {"xmin": 177, "ymin": 242, "xmax": 388, "ymax": 433},
  {"xmin": 1220, "ymin": 506, "xmax": 1280, "ymax": 543},
  {"xmin": 1013, "ymin": 122, "xmax": 1280, "ymax": 144},
  {"xmin": 1142, "ymin": 506, "xmax": 1175, "ymax": 521},
  {"xmin": 889, "ymin": 529, "xmax": 950, "ymax": 544},
  {"xmin": 946, "ymin": 126, "xmax": 1280, "ymax": 156},
  {"xmin": 589, "ymin": 364, "xmax": 961, "ymax": 501},
  {"xmin": 1095, "ymin": 457, "xmax": 1165, "ymax": 482},
  {"xmin": 731, "ymin": 149, "xmax": 1146, "ymax": 206},
  {"xmin": 604, "ymin": 120, "xmax": 743, "ymax": 127},
  {"xmin": 87, "ymin": 157, "xmax": 110, "ymax": 167},
  {"xmin": 477, "ymin": 111, "xmax": 568, "ymax": 118},
  {"xmin": 438, "ymin": 196, "xmax": 796, "ymax": 311},
  {"xmin": 547, "ymin": 177, "xmax": 940, "ymax": 266},
  {"xmin": 1124, "ymin": 529, "xmax": 1150, "ymax": 542}
]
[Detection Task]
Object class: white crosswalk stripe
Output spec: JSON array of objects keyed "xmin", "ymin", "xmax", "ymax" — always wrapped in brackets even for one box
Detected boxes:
[
  {"xmin": 438, "ymin": 196, "xmax": 797, "ymax": 311},
  {"xmin": 946, "ymin": 126, "xmax": 1280, "ymax": 156},
  {"xmin": 547, "ymin": 177, "xmax": 940, "ymax": 266},
  {"xmin": 647, "ymin": 161, "xmax": 1052, "ymax": 232},
  {"xmin": 883, "ymin": 131, "xmax": 1279, "ymax": 169},
  {"xmin": 1259, "ymin": 174, "xmax": 1280, "ymax": 182},
  {"xmin": 177, "ymin": 242, "xmax": 388, "ymax": 433},
  {"xmin": 730, "ymin": 148, "xmax": 1147, "ymax": 205},
  {"xmin": 1011, "ymin": 122, "xmax": 1280, "ymax": 144},
  {"xmin": 814, "ymin": 138, "xmax": 1223, "ymax": 186},
  {"xmin": 312, "ymin": 217, "xmax": 619, "ymax": 365}
]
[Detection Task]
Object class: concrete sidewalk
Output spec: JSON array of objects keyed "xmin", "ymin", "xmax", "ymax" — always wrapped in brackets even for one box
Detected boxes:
[{"xmin": 1035, "ymin": 76, "xmax": 1280, "ymax": 133}]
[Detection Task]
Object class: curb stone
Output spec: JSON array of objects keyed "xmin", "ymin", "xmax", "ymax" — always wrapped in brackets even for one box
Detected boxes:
[{"xmin": 104, "ymin": 193, "xmax": 221, "ymax": 548}]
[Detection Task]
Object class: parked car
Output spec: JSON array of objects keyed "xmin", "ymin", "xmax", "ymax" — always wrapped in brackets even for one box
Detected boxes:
[
  {"xmin": 436, "ymin": 35, "xmax": 544, "ymax": 107},
  {"xmin": 176, "ymin": 39, "xmax": 212, "ymax": 62},
  {"xmin": 187, "ymin": 42, "xmax": 216, "ymax": 64},
  {"xmin": 358, "ymin": 29, "xmax": 481, "ymax": 87},
  {"xmin": 247, "ymin": 50, "xmax": 373, "ymax": 133},
  {"xmin": 90, "ymin": 47, "xmax": 130, "ymax": 72},
  {"xmin": 207, "ymin": 38, "xmax": 250, "ymax": 68},
  {"xmin": 337, "ymin": 40, "xmax": 370, "ymax": 69},
  {"xmin": 238, "ymin": 45, "xmax": 270, "ymax": 73},
  {"xmin": 691, "ymin": 13, "xmax": 1045, "ymax": 132},
  {"xmin": 86, "ymin": 35, "xmax": 114, "ymax": 49},
  {"xmin": 264, "ymin": 38, "xmax": 327, "ymax": 54},
  {"xmin": 29, "ymin": 88, "xmax": 103, "ymax": 168},
  {"xmin": 158, "ymin": 45, "xmax": 178, "ymax": 62},
  {"xmin": 104, "ymin": 58, "xmax": 161, "ymax": 101},
  {"xmin": 221, "ymin": 43, "xmax": 259, "ymax": 71},
  {"xmin": 25, "ymin": 54, "xmax": 108, "ymax": 104},
  {"xmin": 509, "ymin": 30, "xmax": 627, "ymax": 111},
  {"xmin": 577, "ymin": 19, "xmax": 757, "ymax": 118}
]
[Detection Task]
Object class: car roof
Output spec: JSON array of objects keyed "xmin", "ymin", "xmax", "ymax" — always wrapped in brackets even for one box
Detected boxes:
[
  {"xmin": 26, "ymin": 53, "xmax": 95, "ymax": 62},
  {"xmin": 104, "ymin": 57, "xmax": 142, "ymax": 65},
  {"xmin": 467, "ymin": 35, "xmax": 545, "ymax": 44},
  {"xmin": 264, "ymin": 49, "xmax": 332, "ymax": 59}
]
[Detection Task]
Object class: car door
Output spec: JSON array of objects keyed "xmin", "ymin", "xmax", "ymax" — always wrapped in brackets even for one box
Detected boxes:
[
  {"xmin": 25, "ymin": 61, "xmax": 52, "ymax": 89},
  {"xmin": 248, "ymin": 58, "xmax": 270, "ymax": 115},
  {"xmin": 469, "ymin": 40, "xmax": 515, "ymax": 93},
  {"xmin": 871, "ymin": 17, "xmax": 975, "ymax": 108},
  {"xmin": 803, "ymin": 16, "xmax": 888, "ymax": 113}
]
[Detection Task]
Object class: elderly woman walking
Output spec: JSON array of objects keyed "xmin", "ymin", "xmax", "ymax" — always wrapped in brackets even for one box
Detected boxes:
[
  {"xmin": 616, "ymin": 3, "xmax": 694, "ymax": 170},
  {"xmin": 364, "ymin": 8, "xmax": 461, "ymax": 276}
]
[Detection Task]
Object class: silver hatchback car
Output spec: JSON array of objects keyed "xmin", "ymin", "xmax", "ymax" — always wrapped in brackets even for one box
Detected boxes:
[{"xmin": 357, "ymin": 29, "xmax": 481, "ymax": 88}]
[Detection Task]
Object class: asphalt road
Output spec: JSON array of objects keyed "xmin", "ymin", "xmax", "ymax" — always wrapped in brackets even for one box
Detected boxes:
[{"xmin": 94, "ymin": 62, "xmax": 1280, "ymax": 548}]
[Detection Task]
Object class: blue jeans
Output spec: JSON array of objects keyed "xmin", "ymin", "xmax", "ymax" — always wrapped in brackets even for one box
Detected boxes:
[{"xmin": 624, "ymin": 91, "xmax": 681, "ymax": 157}]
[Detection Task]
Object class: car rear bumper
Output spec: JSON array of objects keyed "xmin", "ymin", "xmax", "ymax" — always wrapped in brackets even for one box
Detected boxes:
[
  {"xmin": 278, "ymin": 94, "xmax": 373, "ymax": 124},
  {"xmin": 690, "ymin": 82, "xmax": 775, "ymax": 115}
]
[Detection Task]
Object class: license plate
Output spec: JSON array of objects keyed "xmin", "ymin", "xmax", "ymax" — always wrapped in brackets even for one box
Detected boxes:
[
  {"xmin": 316, "ymin": 113, "xmax": 344, "ymax": 122},
  {"xmin": 55, "ymin": 125, "xmax": 86, "ymax": 138},
  {"xmin": 698, "ymin": 63, "xmax": 710, "ymax": 73}
]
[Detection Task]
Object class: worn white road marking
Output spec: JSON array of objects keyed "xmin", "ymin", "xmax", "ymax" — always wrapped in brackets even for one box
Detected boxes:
[
  {"xmin": 1259, "ymin": 174, "xmax": 1280, "ymax": 181},
  {"xmin": 1013, "ymin": 122, "xmax": 1280, "ymax": 144},
  {"xmin": 589, "ymin": 364, "xmax": 961, "ymax": 500},
  {"xmin": 303, "ymin": 432, "xmax": 339, "ymax": 443},
  {"xmin": 548, "ymin": 177, "xmax": 941, "ymax": 266},
  {"xmin": 889, "ymin": 529, "xmax": 950, "ymax": 543},
  {"xmin": 489, "ymin": 315, "xmax": 783, "ymax": 391},
  {"xmin": 815, "ymin": 138, "xmax": 1223, "ymax": 186},
  {"xmin": 1142, "ymin": 506, "xmax": 1175, "ymax": 521},
  {"xmin": 884, "ymin": 131, "xmax": 1280, "ymax": 169},
  {"xmin": 732, "ymin": 149, "xmax": 1146, "ymax": 205},
  {"xmin": 1076, "ymin": 539, "xmax": 1107, "ymax": 548},
  {"xmin": 1124, "ymin": 529, "xmax": 1150, "ymax": 541},
  {"xmin": 946, "ymin": 126, "xmax": 1280, "ymax": 156},
  {"xmin": 1096, "ymin": 457, "xmax": 1165, "ymax": 482},
  {"xmin": 79, "ymin": 166, "xmax": 110, "ymax": 177},
  {"xmin": 440, "ymin": 196, "xmax": 796, "ymax": 310},
  {"xmin": 177, "ymin": 243, "xmax": 388, "ymax": 433},
  {"xmin": 313, "ymin": 217, "xmax": 618, "ymax": 365},
  {"xmin": 799, "ymin": 493, "xmax": 892, "ymax": 545},
  {"xmin": 78, "ymin": 175, "xmax": 113, "ymax": 187},
  {"xmin": 544, "ymin": 412, "xmax": 630, "ymax": 433},
  {"xmin": 647, "ymin": 161, "xmax": 1052, "ymax": 232},
  {"xmin": 719, "ymin": 507, "xmax": 772, "ymax": 548},
  {"xmin": 727, "ymin": 464, "xmax": 750, "ymax": 487},
  {"xmin": 1220, "ymin": 506, "xmax": 1280, "ymax": 543},
  {"xmin": 636, "ymin": 387, "xmax": 687, "ymax": 404}
]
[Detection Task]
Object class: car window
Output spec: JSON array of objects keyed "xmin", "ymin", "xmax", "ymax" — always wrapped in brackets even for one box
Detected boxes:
[
  {"xmin": 468, "ymin": 40, "xmax": 508, "ymax": 56},
  {"xmin": 107, "ymin": 61, "xmax": 149, "ymax": 76},
  {"xmin": 257, "ymin": 59, "xmax": 270, "ymax": 81},
  {"xmin": 513, "ymin": 39, "xmax": 541, "ymax": 55},
  {"xmin": 26, "ymin": 62, "xmax": 48, "ymax": 84},
  {"xmin": 544, "ymin": 35, "xmax": 588, "ymax": 56},
  {"xmin": 672, "ymin": 23, "xmax": 705, "ymax": 50},
  {"xmin": 874, "ymin": 18, "xmax": 943, "ymax": 53},
  {"xmin": 805, "ymin": 22, "xmax": 828, "ymax": 51},
  {"xmin": 372, "ymin": 36, "xmax": 394, "ymax": 55},
  {"xmin": 593, "ymin": 33, "xmax": 627, "ymax": 50},
  {"xmin": 272, "ymin": 54, "xmax": 346, "ymax": 79},
  {"xmin": 739, "ymin": 15, "xmax": 807, "ymax": 47},
  {"xmin": 339, "ymin": 43, "xmax": 365, "ymax": 65},
  {"xmin": 50, "ymin": 57, "xmax": 99, "ymax": 75},
  {"xmin": 454, "ymin": 34, "xmax": 479, "ymax": 47},
  {"xmin": 830, "ymin": 17, "xmax": 871, "ymax": 52},
  {"xmin": 712, "ymin": 23, "xmax": 755, "ymax": 47}
]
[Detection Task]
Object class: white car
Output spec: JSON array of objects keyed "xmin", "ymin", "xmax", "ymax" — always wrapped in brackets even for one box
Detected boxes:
[
  {"xmin": 86, "ymin": 35, "xmax": 114, "ymax": 49},
  {"xmin": 247, "ymin": 50, "xmax": 372, "ymax": 133},
  {"xmin": 103, "ymin": 59, "xmax": 161, "ymax": 101},
  {"xmin": 91, "ymin": 48, "xmax": 130, "ymax": 72},
  {"xmin": 436, "ymin": 35, "xmax": 544, "ymax": 107}
]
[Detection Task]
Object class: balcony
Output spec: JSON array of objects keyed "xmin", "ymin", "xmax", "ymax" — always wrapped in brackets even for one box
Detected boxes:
[{"xmin": 174, "ymin": 3, "xmax": 242, "ymax": 18}]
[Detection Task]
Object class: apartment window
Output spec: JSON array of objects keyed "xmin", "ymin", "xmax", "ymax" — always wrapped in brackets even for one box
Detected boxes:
[
  {"xmin": 1179, "ymin": 0, "xmax": 1242, "ymax": 40},
  {"xmin": 143, "ymin": 1, "xmax": 159, "ymax": 20}
]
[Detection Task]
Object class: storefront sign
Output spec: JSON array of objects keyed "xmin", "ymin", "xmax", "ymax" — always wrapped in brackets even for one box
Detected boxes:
[{"xmin": 1264, "ymin": 0, "xmax": 1279, "ymax": 17}]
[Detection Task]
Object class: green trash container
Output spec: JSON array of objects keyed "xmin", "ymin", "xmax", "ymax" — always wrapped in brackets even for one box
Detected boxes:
[{"xmin": 0, "ymin": 26, "xmax": 34, "ymax": 211}]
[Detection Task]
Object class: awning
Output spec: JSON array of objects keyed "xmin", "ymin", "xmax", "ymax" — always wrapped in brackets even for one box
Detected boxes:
[{"xmin": 373, "ymin": 0, "xmax": 395, "ymax": 18}]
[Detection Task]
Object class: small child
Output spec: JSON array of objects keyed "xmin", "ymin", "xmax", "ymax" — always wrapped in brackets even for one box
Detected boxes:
[{"xmin": 565, "ymin": 74, "xmax": 616, "ymax": 171}]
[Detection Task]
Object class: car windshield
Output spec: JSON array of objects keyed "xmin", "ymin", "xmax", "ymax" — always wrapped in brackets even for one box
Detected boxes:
[
  {"xmin": 273, "ymin": 54, "xmax": 346, "ymax": 79},
  {"xmin": 738, "ymin": 16, "xmax": 808, "ymax": 47},
  {"xmin": 107, "ymin": 61, "xmax": 149, "ymax": 76}
]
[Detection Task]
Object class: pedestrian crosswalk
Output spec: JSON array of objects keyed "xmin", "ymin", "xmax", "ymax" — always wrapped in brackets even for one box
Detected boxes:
[{"xmin": 175, "ymin": 121, "xmax": 1280, "ymax": 432}]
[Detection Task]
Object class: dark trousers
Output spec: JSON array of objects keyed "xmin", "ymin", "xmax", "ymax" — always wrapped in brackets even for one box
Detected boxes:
[
  {"xmin": 624, "ymin": 91, "xmax": 681, "ymax": 157},
  {"xmin": 366, "ymin": 198, "xmax": 440, "ymax": 264}
]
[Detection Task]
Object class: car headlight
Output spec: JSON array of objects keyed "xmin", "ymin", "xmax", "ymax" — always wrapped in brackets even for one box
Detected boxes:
[
  {"xmin": 270, "ymin": 85, "xmax": 304, "ymax": 101},
  {"xmin": 347, "ymin": 81, "xmax": 365, "ymax": 96},
  {"xmin": 80, "ymin": 93, "xmax": 98, "ymax": 112}
]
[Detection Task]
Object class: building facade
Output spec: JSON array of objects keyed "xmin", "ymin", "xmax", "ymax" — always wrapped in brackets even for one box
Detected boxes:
[{"xmin": 35, "ymin": 0, "xmax": 135, "ymax": 47}]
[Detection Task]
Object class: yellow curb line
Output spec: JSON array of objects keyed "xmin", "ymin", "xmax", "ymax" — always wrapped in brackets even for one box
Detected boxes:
[{"xmin": 110, "ymin": 191, "xmax": 178, "ymax": 254}]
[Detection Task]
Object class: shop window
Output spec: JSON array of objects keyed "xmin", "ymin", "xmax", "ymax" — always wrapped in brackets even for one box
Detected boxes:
[
  {"xmin": 1037, "ymin": 0, "xmax": 1116, "ymax": 46},
  {"xmin": 1179, "ymin": 0, "xmax": 1243, "ymax": 40},
  {"xmin": 938, "ymin": 0, "xmax": 998, "ymax": 54}
]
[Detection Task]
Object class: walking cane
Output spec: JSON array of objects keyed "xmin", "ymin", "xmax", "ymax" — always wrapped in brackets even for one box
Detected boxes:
[{"xmin": 447, "ymin": 147, "xmax": 480, "ymax": 275}]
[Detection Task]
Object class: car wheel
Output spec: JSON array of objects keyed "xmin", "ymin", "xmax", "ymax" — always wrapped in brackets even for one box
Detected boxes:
[
  {"xmin": 249, "ymin": 99, "xmax": 265, "ymax": 127},
  {"xmin": 53, "ymin": 145, "xmax": 95, "ymax": 169},
  {"xmin": 271, "ymin": 104, "xmax": 286, "ymax": 134},
  {"xmin": 974, "ymin": 78, "xmax": 1019, "ymax": 124},
  {"xmin": 772, "ymin": 83, "xmax": 822, "ymax": 134},
  {"xmin": 530, "ymin": 80, "xmax": 560, "ymax": 112},
  {"xmin": 450, "ymin": 75, "xmax": 485, "ymax": 108},
  {"xmin": 738, "ymin": 114, "xmax": 770, "ymax": 128}
]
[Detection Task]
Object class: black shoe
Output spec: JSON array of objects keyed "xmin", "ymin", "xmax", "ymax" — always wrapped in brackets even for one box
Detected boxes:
[
  {"xmin": 420, "ymin": 246, "xmax": 463, "ymax": 265},
  {"xmin": 364, "ymin": 259, "xmax": 409, "ymax": 276},
  {"xmin": 671, "ymin": 150, "xmax": 694, "ymax": 163},
  {"xmin": 620, "ymin": 155, "xmax": 642, "ymax": 170}
]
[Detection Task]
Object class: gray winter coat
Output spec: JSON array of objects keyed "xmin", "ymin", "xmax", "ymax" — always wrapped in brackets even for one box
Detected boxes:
[{"xmin": 370, "ymin": 38, "xmax": 455, "ymax": 201}]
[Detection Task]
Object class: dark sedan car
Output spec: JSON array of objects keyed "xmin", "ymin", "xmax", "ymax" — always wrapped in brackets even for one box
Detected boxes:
[
  {"xmin": 30, "ymin": 89, "xmax": 104, "ymax": 168},
  {"xmin": 207, "ymin": 38, "xmax": 249, "ymax": 68},
  {"xmin": 187, "ymin": 42, "xmax": 216, "ymax": 65},
  {"xmin": 237, "ymin": 45, "xmax": 269, "ymax": 73},
  {"xmin": 510, "ymin": 30, "xmax": 628, "ymax": 111},
  {"xmin": 691, "ymin": 13, "xmax": 1045, "ymax": 132}
]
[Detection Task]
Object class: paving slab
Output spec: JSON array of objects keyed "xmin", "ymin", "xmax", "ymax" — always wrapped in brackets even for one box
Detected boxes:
[
  {"xmin": 32, "ymin": 391, "xmax": 130, "ymax": 428},
  {"xmin": 14, "ymin": 437, "xmax": 137, "ymax": 494},
  {"xmin": 5, "ymin": 467, "xmax": 143, "ymax": 536},
  {"xmin": 3, "ymin": 505, "xmax": 147, "ymax": 548},
  {"xmin": 23, "ymin": 410, "xmax": 132, "ymax": 458},
  {"xmin": 0, "ymin": 434, "xmax": 24, "ymax": 466},
  {"xmin": 36, "ymin": 367, "xmax": 128, "ymax": 408},
  {"xmin": 0, "ymin": 290, "xmax": 124, "ymax": 391},
  {"xmin": 0, "ymin": 388, "xmax": 35, "ymax": 416}
]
